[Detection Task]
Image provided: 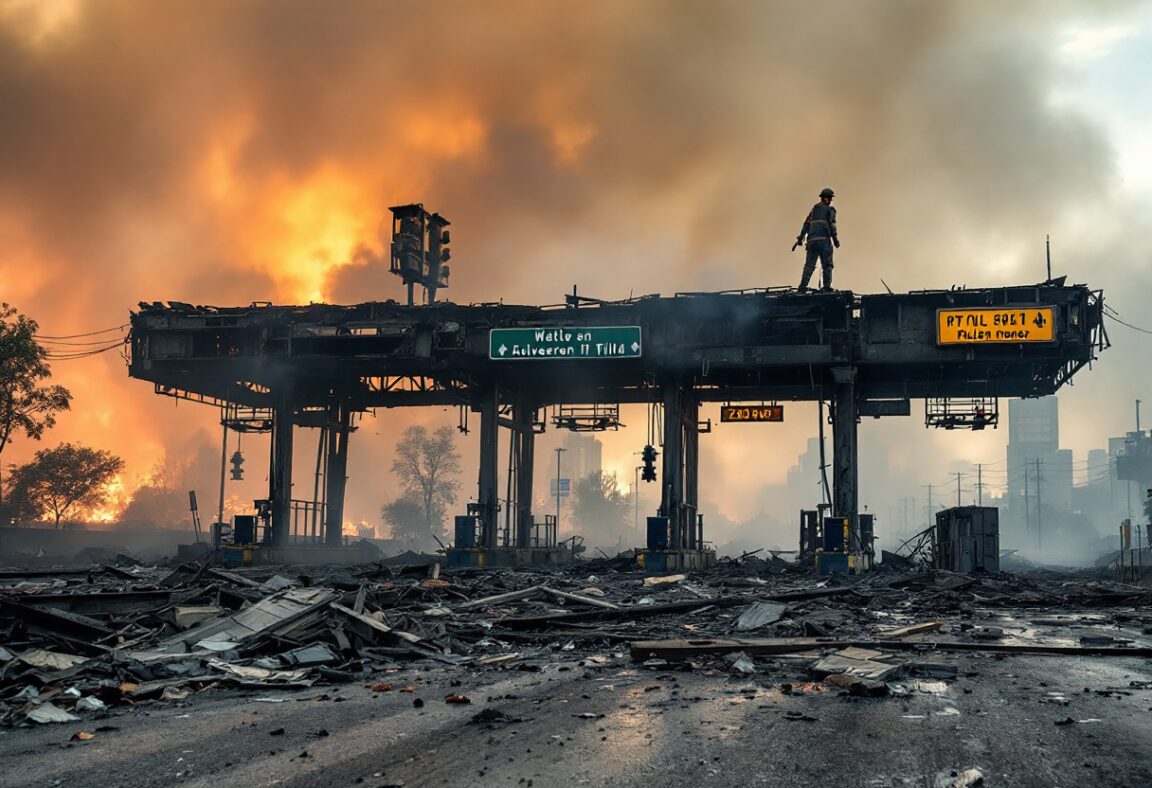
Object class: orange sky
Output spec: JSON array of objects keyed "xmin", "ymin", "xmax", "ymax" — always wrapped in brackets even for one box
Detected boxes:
[{"xmin": 2, "ymin": 1, "xmax": 1150, "ymax": 544}]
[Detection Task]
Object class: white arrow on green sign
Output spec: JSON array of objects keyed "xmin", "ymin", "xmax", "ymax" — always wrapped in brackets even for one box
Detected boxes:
[{"xmin": 489, "ymin": 326, "xmax": 642, "ymax": 360}]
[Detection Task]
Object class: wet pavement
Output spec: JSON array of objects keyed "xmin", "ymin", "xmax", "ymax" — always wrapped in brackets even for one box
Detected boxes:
[{"xmin": 2, "ymin": 623, "xmax": 1151, "ymax": 787}]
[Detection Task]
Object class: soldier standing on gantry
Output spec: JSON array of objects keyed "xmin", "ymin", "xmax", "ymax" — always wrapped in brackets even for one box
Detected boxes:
[{"xmin": 793, "ymin": 187, "xmax": 840, "ymax": 292}]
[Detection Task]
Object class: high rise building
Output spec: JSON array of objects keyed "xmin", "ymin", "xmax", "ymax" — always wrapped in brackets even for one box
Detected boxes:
[
  {"xmin": 1006, "ymin": 397, "xmax": 1073, "ymax": 540},
  {"xmin": 563, "ymin": 432, "xmax": 603, "ymax": 482}
]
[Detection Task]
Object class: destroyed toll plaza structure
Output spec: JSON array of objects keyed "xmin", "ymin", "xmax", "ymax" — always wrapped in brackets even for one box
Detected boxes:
[{"xmin": 127, "ymin": 281, "xmax": 1107, "ymax": 566}]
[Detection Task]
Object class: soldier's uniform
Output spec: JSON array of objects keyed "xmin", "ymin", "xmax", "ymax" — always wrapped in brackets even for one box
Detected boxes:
[{"xmin": 796, "ymin": 189, "xmax": 839, "ymax": 291}]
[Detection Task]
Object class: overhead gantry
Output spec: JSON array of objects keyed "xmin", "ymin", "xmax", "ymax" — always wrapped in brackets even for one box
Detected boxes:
[{"xmin": 128, "ymin": 283, "xmax": 1106, "ymax": 566}]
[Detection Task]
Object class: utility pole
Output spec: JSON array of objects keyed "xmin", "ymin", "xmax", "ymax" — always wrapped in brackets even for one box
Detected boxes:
[
  {"xmin": 1045, "ymin": 234, "xmax": 1052, "ymax": 281},
  {"xmin": 955, "ymin": 472, "xmax": 962, "ymax": 507},
  {"xmin": 923, "ymin": 484, "xmax": 933, "ymax": 531},
  {"xmin": 977, "ymin": 464, "xmax": 983, "ymax": 507},
  {"xmin": 1024, "ymin": 462, "xmax": 1031, "ymax": 535},
  {"xmin": 1035, "ymin": 458, "xmax": 1043, "ymax": 550}
]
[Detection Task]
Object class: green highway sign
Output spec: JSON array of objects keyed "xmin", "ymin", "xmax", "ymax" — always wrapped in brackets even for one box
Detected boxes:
[{"xmin": 489, "ymin": 326, "xmax": 642, "ymax": 360}]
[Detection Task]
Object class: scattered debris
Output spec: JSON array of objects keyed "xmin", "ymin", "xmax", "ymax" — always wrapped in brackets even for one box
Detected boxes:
[
  {"xmin": 469, "ymin": 708, "xmax": 523, "ymax": 724},
  {"xmin": 2, "ymin": 556, "xmax": 1151, "ymax": 731}
]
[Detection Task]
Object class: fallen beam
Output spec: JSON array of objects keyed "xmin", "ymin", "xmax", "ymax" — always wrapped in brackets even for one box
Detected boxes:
[
  {"xmin": 628, "ymin": 637, "xmax": 1152, "ymax": 661},
  {"xmin": 14, "ymin": 590, "xmax": 178, "ymax": 616},
  {"xmin": 874, "ymin": 621, "xmax": 944, "ymax": 640},
  {"xmin": 500, "ymin": 597, "xmax": 744, "ymax": 630},
  {"xmin": 453, "ymin": 585, "xmax": 544, "ymax": 611},
  {"xmin": 539, "ymin": 587, "xmax": 620, "ymax": 610}
]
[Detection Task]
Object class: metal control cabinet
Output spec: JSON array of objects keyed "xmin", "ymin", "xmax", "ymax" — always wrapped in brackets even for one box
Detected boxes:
[{"xmin": 934, "ymin": 506, "xmax": 999, "ymax": 573}]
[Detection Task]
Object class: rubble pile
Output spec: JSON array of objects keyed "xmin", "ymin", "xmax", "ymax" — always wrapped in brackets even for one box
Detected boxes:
[{"xmin": 3, "ymin": 554, "xmax": 1152, "ymax": 727}]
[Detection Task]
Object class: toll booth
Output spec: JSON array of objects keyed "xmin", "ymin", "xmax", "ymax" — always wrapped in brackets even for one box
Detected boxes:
[{"xmin": 933, "ymin": 506, "xmax": 999, "ymax": 573}]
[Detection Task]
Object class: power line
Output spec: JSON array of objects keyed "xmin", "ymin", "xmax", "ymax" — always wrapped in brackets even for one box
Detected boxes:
[
  {"xmin": 44, "ymin": 340, "xmax": 126, "ymax": 360},
  {"xmin": 39, "ymin": 337, "xmax": 129, "ymax": 347},
  {"xmin": 1103, "ymin": 303, "xmax": 1152, "ymax": 333},
  {"xmin": 36, "ymin": 324, "xmax": 129, "ymax": 340}
]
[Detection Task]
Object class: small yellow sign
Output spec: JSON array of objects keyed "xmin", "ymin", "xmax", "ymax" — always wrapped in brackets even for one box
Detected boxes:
[
  {"xmin": 937, "ymin": 307, "xmax": 1056, "ymax": 345},
  {"xmin": 721, "ymin": 405, "xmax": 784, "ymax": 423}
]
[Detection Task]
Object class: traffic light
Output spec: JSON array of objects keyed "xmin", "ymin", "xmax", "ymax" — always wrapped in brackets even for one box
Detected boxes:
[
  {"xmin": 427, "ymin": 213, "xmax": 451, "ymax": 292},
  {"xmin": 389, "ymin": 204, "xmax": 426, "ymax": 280},
  {"xmin": 229, "ymin": 450, "xmax": 245, "ymax": 481},
  {"xmin": 641, "ymin": 444, "xmax": 658, "ymax": 482}
]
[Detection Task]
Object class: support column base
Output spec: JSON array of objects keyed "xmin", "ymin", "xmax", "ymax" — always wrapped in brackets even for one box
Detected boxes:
[
  {"xmin": 445, "ymin": 546, "xmax": 579, "ymax": 568},
  {"xmin": 637, "ymin": 548, "xmax": 717, "ymax": 573}
]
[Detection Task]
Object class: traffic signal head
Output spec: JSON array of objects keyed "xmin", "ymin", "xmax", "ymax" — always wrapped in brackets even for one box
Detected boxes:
[
  {"xmin": 641, "ymin": 444, "xmax": 658, "ymax": 482},
  {"xmin": 388, "ymin": 204, "xmax": 427, "ymax": 280},
  {"xmin": 427, "ymin": 213, "xmax": 451, "ymax": 291},
  {"xmin": 229, "ymin": 450, "xmax": 245, "ymax": 481}
]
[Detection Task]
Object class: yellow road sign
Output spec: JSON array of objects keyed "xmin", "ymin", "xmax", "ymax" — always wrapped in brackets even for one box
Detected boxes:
[
  {"xmin": 937, "ymin": 307, "xmax": 1056, "ymax": 345},
  {"xmin": 720, "ymin": 405, "xmax": 783, "ymax": 422}
]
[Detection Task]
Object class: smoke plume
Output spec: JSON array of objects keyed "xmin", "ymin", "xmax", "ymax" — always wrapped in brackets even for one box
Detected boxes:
[{"xmin": 1, "ymin": 0, "xmax": 1149, "ymax": 542}]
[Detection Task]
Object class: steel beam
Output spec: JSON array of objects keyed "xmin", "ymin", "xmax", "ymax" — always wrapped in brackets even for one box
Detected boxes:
[
  {"xmin": 684, "ymin": 395, "xmax": 700, "ymax": 549},
  {"xmin": 270, "ymin": 395, "xmax": 294, "ymax": 546},
  {"xmin": 477, "ymin": 385, "xmax": 500, "ymax": 549},
  {"xmin": 831, "ymin": 367, "xmax": 859, "ymax": 554},
  {"xmin": 324, "ymin": 402, "xmax": 352, "ymax": 546},
  {"xmin": 661, "ymin": 381, "xmax": 684, "ymax": 549},
  {"xmin": 512, "ymin": 397, "xmax": 536, "ymax": 548}
]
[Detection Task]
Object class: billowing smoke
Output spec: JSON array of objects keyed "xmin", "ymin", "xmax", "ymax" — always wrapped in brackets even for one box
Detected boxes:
[{"xmin": 1, "ymin": 1, "xmax": 1149, "ymax": 548}]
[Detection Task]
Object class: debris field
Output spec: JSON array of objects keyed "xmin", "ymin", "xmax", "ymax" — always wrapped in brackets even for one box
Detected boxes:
[{"xmin": 4, "ymin": 551, "xmax": 1152, "ymax": 740}]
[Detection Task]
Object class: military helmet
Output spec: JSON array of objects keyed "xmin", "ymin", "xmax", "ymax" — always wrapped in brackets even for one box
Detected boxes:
[{"xmin": 819, "ymin": 187, "xmax": 835, "ymax": 198}]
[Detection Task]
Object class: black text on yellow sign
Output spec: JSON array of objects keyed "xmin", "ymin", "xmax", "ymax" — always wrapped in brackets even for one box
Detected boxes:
[
  {"xmin": 936, "ymin": 307, "xmax": 1056, "ymax": 345},
  {"xmin": 721, "ymin": 405, "xmax": 784, "ymax": 423}
]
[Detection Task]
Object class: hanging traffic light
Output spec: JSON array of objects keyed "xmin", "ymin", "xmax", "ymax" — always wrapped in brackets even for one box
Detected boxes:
[
  {"xmin": 641, "ymin": 444, "xmax": 658, "ymax": 482},
  {"xmin": 229, "ymin": 450, "xmax": 245, "ymax": 481},
  {"xmin": 426, "ymin": 212, "xmax": 451, "ymax": 296}
]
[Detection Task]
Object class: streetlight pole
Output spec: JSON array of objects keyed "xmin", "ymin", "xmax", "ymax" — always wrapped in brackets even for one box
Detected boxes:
[{"xmin": 555, "ymin": 447, "xmax": 566, "ymax": 532}]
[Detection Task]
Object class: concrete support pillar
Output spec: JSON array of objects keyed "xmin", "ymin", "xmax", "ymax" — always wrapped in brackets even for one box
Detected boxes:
[
  {"xmin": 831, "ymin": 367, "xmax": 859, "ymax": 554},
  {"xmin": 477, "ymin": 385, "xmax": 500, "ymax": 549},
  {"xmin": 684, "ymin": 397, "xmax": 700, "ymax": 549},
  {"xmin": 661, "ymin": 382, "xmax": 684, "ymax": 549},
  {"xmin": 513, "ymin": 399, "xmax": 536, "ymax": 549},
  {"xmin": 324, "ymin": 402, "xmax": 352, "ymax": 547},
  {"xmin": 270, "ymin": 396, "xmax": 294, "ymax": 546}
]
